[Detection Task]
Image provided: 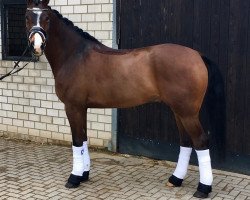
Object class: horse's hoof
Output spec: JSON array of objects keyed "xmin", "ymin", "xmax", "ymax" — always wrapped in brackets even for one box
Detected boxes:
[
  {"xmin": 168, "ymin": 175, "xmax": 183, "ymax": 187},
  {"xmin": 166, "ymin": 181, "xmax": 175, "ymax": 187},
  {"xmin": 65, "ymin": 171, "xmax": 89, "ymax": 189},
  {"xmin": 81, "ymin": 171, "xmax": 90, "ymax": 182},
  {"xmin": 193, "ymin": 182, "xmax": 212, "ymax": 198},
  {"xmin": 65, "ymin": 181, "xmax": 80, "ymax": 188},
  {"xmin": 193, "ymin": 190, "xmax": 208, "ymax": 199}
]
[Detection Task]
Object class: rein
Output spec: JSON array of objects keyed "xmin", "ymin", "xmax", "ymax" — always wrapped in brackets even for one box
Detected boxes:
[
  {"xmin": 0, "ymin": 7, "xmax": 49, "ymax": 81},
  {"xmin": 0, "ymin": 46, "xmax": 36, "ymax": 81}
]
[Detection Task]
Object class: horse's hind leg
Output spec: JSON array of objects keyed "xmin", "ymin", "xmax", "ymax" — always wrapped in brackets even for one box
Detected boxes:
[
  {"xmin": 180, "ymin": 115, "xmax": 213, "ymax": 198},
  {"xmin": 64, "ymin": 104, "xmax": 90, "ymax": 188},
  {"xmin": 167, "ymin": 114, "xmax": 192, "ymax": 187}
]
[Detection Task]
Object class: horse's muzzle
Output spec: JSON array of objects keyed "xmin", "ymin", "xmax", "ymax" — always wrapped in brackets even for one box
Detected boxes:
[{"xmin": 28, "ymin": 26, "xmax": 47, "ymax": 56}]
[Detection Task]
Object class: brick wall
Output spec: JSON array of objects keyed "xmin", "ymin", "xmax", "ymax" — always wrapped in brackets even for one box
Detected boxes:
[{"xmin": 0, "ymin": 0, "xmax": 114, "ymax": 147}]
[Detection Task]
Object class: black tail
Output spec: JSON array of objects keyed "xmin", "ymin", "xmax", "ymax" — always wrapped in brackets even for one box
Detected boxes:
[{"xmin": 201, "ymin": 56, "xmax": 226, "ymax": 160}]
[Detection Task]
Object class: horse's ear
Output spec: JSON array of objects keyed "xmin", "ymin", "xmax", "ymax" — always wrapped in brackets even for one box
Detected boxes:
[
  {"xmin": 26, "ymin": 0, "xmax": 33, "ymax": 5},
  {"xmin": 42, "ymin": 0, "xmax": 50, "ymax": 6}
]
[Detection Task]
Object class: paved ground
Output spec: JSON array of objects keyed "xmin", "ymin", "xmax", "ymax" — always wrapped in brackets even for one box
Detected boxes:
[{"xmin": 0, "ymin": 137, "xmax": 249, "ymax": 200}]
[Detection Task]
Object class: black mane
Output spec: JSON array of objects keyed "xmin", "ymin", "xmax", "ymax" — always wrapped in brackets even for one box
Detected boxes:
[{"xmin": 52, "ymin": 9, "xmax": 101, "ymax": 44}]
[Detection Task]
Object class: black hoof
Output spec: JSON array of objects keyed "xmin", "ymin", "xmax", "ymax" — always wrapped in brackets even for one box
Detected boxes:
[
  {"xmin": 65, "ymin": 171, "xmax": 89, "ymax": 189},
  {"xmin": 193, "ymin": 182, "xmax": 212, "ymax": 199},
  {"xmin": 193, "ymin": 190, "xmax": 208, "ymax": 199},
  {"xmin": 65, "ymin": 181, "xmax": 79, "ymax": 188},
  {"xmin": 168, "ymin": 175, "xmax": 183, "ymax": 187}
]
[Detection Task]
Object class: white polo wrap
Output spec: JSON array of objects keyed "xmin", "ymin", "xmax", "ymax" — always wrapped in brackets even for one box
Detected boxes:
[
  {"xmin": 82, "ymin": 141, "xmax": 90, "ymax": 171},
  {"xmin": 173, "ymin": 146, "xmax": 192, "ymax": 179},
  {"xmin": 71, "ymin": 142, "xmax": 90, "ymax": 176},
  {"xmin": 196, "ymin": 149, "xmax": 213, "ymax": 185}
]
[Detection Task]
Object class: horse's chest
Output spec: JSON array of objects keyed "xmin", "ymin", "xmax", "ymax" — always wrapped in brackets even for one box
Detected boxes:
[{"xmin": 54, "ymin": 81, "xmax": 67, "ymax": 102}]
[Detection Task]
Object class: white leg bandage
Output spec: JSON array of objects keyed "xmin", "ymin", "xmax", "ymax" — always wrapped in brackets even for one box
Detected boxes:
[
  {"xmin": 71, "ymin": 142, "xmax": 90, "ymax": 176},
  {"xmin": 196, "ymin": 149, "xmax": 213, "ymax": 185},
  {"xmin": 173, "ymin": 146, "xmax": 192, "ymax": 179},
  {"xmin": 72, "ymin": 146, "xmax": 84, "ymax": 176},
  {"xmin": 82, "ymin": 141, "xmax": 90, "ymax": 172}
]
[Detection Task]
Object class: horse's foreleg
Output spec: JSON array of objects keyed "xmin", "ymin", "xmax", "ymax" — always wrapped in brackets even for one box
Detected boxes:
[
  {"xmin": 168, "ymin": 114, "xmax": 192, "ymax": 187},
  {"xmin": 180, "ymin": 115, "xmax": 212, "ymax": 199},
  {"xmin": 64, "ymin": 104, "xmax": 90, "ymax": 188}
]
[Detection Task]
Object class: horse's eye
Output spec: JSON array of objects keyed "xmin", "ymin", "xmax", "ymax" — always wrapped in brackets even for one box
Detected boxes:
[{"xmin": 45, "ymin": 16, "xmax": 50, "ymax": 22}]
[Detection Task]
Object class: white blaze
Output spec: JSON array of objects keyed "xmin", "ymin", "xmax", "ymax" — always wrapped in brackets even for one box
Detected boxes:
[
  {"xmin": 32, "ymin": 8, "xmax": 43, "ymax": 53},
  {"xmin": 32, "ymin": 8, "xmax": 42, "ymax": 27},
  {"xmin": 34, "ymin": 33, "xmax": 43, "ymax": 53}
]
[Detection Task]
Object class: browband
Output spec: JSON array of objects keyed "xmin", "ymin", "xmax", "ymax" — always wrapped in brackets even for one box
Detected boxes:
[{"xmin": 27, "ymin": 8, "xmax": 49, "ymax": 11}]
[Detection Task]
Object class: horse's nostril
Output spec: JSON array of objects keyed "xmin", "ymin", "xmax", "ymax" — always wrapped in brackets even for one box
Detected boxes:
[
  {"xmin": 34, "ymin": 47, "xmax": 42, "ymax": 53},
  {"xmin": 41, "ymin": 44, "xmax": 45, "ymax": 51}
]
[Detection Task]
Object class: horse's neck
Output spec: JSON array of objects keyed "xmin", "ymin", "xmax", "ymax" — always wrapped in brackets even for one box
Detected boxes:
[{"xmin": 44, "ymin": 14, "xmax": 94, "ymax": 77}]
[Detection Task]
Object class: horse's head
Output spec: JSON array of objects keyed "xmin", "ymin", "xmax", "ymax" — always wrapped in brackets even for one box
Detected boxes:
[{"xmin": 26, "ymin": 0, "xmax": 50, "ymax": 56}]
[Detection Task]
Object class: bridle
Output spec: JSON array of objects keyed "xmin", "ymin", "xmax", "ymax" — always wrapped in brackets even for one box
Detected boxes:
[
  {"xmin": 26, "ymin": 8, "xmax": 49, "ymax": 50},
  {"xmin": 0, "ymin": 7, "xmax": 49, "ymax": 80},
  {"xmin": 28, "ymin": 26, "xmax": 47, "ymax": 49}
]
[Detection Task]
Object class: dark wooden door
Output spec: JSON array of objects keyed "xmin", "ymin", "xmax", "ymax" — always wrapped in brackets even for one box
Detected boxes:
[{"xmin": 117, "ymin": 0, "xmax": 250, "ymax": 175}]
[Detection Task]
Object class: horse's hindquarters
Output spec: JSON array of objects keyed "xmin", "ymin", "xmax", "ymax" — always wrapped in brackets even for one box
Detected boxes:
[{"xmin": 151, "ymin": 44, "xmax": 208, "ymax": 116}]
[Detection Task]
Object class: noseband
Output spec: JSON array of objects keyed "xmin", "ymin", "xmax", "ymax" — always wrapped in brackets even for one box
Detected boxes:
[{"xmin": 27, "ymin": 8, "xmax": 49, "ymax": 49}]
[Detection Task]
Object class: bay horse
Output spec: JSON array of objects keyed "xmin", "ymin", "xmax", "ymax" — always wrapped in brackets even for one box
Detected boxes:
[{"xmin": 25, "ymin": 0, "xmax": 225, "ymax": 198}]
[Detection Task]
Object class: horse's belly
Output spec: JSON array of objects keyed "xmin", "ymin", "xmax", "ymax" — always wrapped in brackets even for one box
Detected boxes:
[{"xmin": 87, "ymin": 85, "xmax": 160, "ymax": 108}]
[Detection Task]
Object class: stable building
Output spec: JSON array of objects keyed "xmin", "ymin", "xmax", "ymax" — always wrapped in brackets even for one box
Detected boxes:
[{"xmin": 0, "ymin": 0, "xmax": 249, "ymax": 175}]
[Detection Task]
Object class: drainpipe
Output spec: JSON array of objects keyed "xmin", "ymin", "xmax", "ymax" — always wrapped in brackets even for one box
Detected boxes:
[{"xmin": 109, "ymin": 0, "xmax": 118, "ymax": 152}]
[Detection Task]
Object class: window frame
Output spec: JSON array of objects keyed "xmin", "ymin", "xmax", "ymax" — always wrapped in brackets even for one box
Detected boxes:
[{"xmin": 1, "ymin": 0, "xmax": 32, "ymax": 61}]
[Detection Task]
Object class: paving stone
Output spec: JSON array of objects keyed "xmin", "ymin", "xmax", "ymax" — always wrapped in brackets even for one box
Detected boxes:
[{"xmin": 0, "ymin": 137, "xmax": 249, "ymax": 200}]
